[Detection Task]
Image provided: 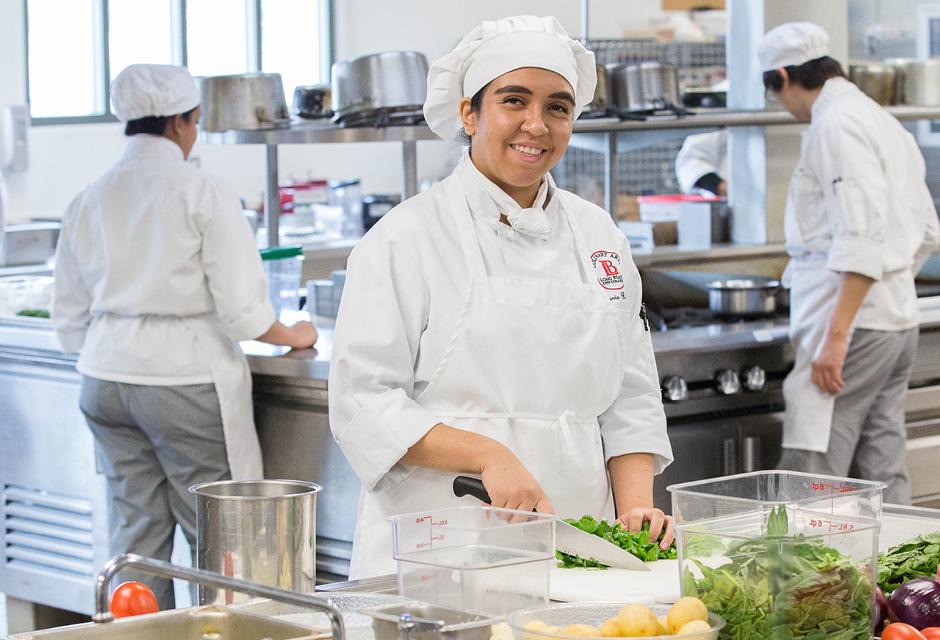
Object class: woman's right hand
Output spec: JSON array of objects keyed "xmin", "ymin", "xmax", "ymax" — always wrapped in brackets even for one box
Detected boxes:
[
  {"xmin": 480, "ymin": 446, "xmax": 554, "ymax": 514},
  {"xmin": 286, "ymin": 321, "xmax": 318, "ymax": 349}
]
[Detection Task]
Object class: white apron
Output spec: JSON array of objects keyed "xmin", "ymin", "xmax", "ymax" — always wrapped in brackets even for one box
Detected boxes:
[
  {"xmin": 187, "ymin": 315, "xmax": 264, "ymax": 480},
  {"xmin": 348, "ymin": 172, "xmax": 626, "ymax": 579},
  {"xmin": 780, "ymin": 164, "xmax": 842, "ymax": 453}
]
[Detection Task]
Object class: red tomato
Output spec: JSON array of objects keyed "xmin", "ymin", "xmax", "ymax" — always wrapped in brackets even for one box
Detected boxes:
[
  {"xmin": 920, "ymin": 628, "xmax": 940, "ymax": 640},
  {"xmin": 109, "ymin": 581, "xmax": 159, "ymax": 618}
]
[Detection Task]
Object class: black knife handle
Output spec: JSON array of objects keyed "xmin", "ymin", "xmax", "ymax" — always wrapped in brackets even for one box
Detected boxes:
[{"xmin": 453, "ymin": 476, "xmax": 491, "ymax": 504}]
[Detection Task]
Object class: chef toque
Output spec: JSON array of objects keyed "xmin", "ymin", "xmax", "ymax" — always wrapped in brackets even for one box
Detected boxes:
[
  {"xmin": 757, "ymin": 22, "xmax": 830, "ymax": 72},
  {"xmin": 424, "ymin": 15, "xmax": 596, "ymax": 141},
  {"xmin": 111, "ymin": 64, "xmax": 200, "ymax": 122}
]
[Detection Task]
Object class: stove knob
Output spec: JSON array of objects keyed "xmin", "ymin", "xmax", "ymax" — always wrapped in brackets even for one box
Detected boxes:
[
  {"xmin": 661, "ymin": 375, "xmax": 688, "ymax": 403},
  {"xmin": 742, "ymin": 366, "xmax": 767, "ymax": 392},
  {"xmin": 714, "ymin": 369, "xmax": 741, "ymax": 395}
]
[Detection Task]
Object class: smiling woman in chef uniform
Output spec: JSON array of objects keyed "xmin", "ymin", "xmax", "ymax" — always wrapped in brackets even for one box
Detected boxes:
[
  {"xmin": 52, "ymin": 64, "xmax": 318, "ymax": 608},
  {"xmin": 329, "ymin": 16, "xmax": 673, "ymax": 578}
]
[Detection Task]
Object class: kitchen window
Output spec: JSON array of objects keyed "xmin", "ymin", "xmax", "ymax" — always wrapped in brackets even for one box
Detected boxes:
[{"xmin": 24, "ymin": 0, "xmax": 333, "ymax": 126}]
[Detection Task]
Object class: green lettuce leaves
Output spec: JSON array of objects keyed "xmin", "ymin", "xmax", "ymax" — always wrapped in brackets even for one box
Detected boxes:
[{"xmin": 556, "ymin": 515, "xmax": 677, "ymax": 569}]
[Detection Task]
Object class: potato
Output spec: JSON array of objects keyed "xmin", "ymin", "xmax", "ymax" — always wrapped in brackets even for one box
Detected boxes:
[
  {"xmin": 565, "ymin": 624, "xmax": 601, "ymax": 637},
  {"xmin": 656, "ymin": 615, "xmax": 671, "ymax": 635},
  {"xmin": 615, "ymin": 604, "xmax": 659, "ymax": 637},
  {"xmin": 521, "ymin": 619, "xmax": 552, "ymax": 640},
  {"xmin": 491, "ymin": 622, "xmax": 514, "ymax": 640},
  {"xmin": 676, "ymin": 619, "xmax": 712, "ymax": 638},
  {"xmin": 599, "ymin": 617, "xmax": 623, "ymax": 637},
  {"xmin": 666, "ymin": 597, "xmax": 709, "ymax": 634}
]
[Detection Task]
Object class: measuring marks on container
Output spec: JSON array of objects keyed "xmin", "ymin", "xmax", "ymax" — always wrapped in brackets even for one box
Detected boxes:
[{"xmin": 412, "ymin": 514, "xmax": 450, "ymax": 551}]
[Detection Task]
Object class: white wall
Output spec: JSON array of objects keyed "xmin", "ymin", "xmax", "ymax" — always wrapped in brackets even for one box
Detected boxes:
[{"xmin": 0, "ymin": 0, "xmax": 665, "ymax": 221}]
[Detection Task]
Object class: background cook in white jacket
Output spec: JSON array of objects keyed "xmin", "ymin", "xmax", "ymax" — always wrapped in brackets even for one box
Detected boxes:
[
  {"xmin": 758, "ymin": 24, "xmax": 940, "ymax": 503},
  {"xmin": 675, "ymin": 129, "xmax": 728, "ymax": 196},
  {"xmin": 52, "ymin": 64, "xmax": 317, "ymax": 607},
  {"xmin": 330, "ymin": 16, "xmax": 672, "ymax": 578}
]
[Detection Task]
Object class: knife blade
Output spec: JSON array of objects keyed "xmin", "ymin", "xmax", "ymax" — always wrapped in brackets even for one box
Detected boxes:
[
  {"xmin": 452, "ymin": 475, "xmax": 651, "ymax": 572},
  {"xmin": 556, "ymin": 520, "xmax": 651, "ymax": 572}
]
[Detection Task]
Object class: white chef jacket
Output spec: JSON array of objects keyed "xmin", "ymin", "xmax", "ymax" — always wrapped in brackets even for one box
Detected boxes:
[
  {"xmin": 53, "ymin": 135, "xmax": 275, "ymax": 384},
  {"xmin": 785, "ymin": 77, "xmax": 940, "ymax": 331},
  {"xmin": 675, "ymin": 130, "xmax": 728, "ymax": 195},
  {"xmin": 329, "ymin": 155, "xmax": 672, "ymax": 493}
]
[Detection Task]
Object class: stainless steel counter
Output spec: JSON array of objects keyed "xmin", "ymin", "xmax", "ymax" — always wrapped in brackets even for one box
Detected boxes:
[{"xmin": 0, "ymin": 315, "xmax": 791, "ymax": 383}]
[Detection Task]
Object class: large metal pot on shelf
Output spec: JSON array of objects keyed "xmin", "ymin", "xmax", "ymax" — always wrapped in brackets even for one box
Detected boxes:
[
  {"xmin": 579, "ymin": 63, "xmax": 610, "ymax": 118},
  {"xmin": 330, "ymin": 51, "xmax": 429, "ymax": 127},
  {"xmin": 906, "ymin": 58, "xmax": 940, "ymax": 106},
  {"xmin": 849, "ymin": 62, "xmax": 898, "ymax": 105},
  {"xmin": 607, "ymin": 61, "xmax": 681, "ymax": 115},
  {"xmin": 198, "ymin": 73, "xmax": 291, "ymax": 132}
]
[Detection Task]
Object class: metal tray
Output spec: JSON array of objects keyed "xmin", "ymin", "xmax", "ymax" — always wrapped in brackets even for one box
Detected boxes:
[{"xmin": 359, "ymin": 601, "xmax": 499, "ymax": 640}]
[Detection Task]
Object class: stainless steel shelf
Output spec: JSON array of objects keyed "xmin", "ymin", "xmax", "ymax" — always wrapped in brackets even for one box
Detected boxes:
[
  {"xmin": 199, "ymin": 106, "xmax": 940, "ymax": 246},
  {"xmin": 200, "ymin": 120, "xmax": 439, "ymax": 145},
  {"xmin": 200, "ymin": 106, "xmax": 940, "ymax": 146}
]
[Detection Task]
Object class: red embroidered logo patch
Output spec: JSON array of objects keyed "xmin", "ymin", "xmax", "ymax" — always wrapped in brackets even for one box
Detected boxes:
[{"xmin": 591, "ymin": 250, "xmax": 624, "ymax": 291}]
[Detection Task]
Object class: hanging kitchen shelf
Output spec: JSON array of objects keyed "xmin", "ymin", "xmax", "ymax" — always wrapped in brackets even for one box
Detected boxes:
[{"xmin": 200, "ymin": 105, "xmax": 940, "ymax": 246}]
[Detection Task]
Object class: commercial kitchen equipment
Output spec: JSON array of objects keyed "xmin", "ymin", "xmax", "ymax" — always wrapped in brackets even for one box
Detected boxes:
[
  {"xmin": 199, "ymin": 73, "xmax": 291, "ymax": 132},
  {"xmin": 706, "ymin": 276, "xmax": 781, "ymax": 317},
  {"xmin": 292, "ymin": 85, "xmax": 332, "ymax": 119},
  {"xmin": 190, "ymin": 479, "xmax": 320, "ymax": 603},
  {"xmin": 849, "ymin": 62, "xmax": 899, "ymax": 105},
  {"xmin": 199, "ymin": 102, "xmax": 940, "ymax": 246},
  {"xmin": 330, "ymin": 51, "xmax": 429, "ymax": 128}
]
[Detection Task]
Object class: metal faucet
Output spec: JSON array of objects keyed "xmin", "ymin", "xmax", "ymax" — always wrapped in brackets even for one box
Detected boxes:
[{"xmin": 93, "ymin": 554, "xmax": 346, "ymax": 640}]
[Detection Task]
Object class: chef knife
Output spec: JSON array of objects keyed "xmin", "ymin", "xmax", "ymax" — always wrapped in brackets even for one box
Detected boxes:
[{"xmin": 452, "ymin": 476, "xmax": 651, "ymax": 572}]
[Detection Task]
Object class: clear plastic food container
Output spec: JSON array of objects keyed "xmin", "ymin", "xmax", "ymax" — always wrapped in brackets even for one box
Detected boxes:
[
  {"xmin": 389, "ymin": 506, "xmax": 556, "ymax": 617},
  {"xmin": 0, "ymin": 275, "xmax": 54, "ymax": 317},
  {"xmin": 507, "ymin": 602, "xmax": 725, "ymax": 640},
  {"xmin": 668, "ymin": 471, "xmax": 884, "ymax": 640},
  {"xmin": 260, "ymin": 245, "xmax": 304, "ymax": 318}
]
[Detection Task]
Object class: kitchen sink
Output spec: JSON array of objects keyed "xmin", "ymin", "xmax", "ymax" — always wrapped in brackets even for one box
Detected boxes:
[{"xmin": 7, "ymin": 605, "xmax": 329, "ymax": 640}]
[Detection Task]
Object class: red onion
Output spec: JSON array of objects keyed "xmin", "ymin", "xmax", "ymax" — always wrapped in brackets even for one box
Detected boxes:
[{"xmin": 889, "ymin": 577, "xmax": 940, "ymax": 630}]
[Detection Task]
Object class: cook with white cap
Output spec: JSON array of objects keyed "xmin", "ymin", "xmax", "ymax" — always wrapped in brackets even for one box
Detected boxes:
[
  {"xmin": 758, "ymin": 23, "xmax": 939, "ymax": 502},
  {"xmin": 53, "ymin": 64, "xmax": 317, "ymax": 606},
  {"xmin": 330, "ymin": 16, "xmax": 673, "ymax": 578}
]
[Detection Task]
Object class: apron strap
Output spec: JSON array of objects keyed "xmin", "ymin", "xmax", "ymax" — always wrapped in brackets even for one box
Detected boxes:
[
  {"xmin": 553, "ymin": 190, "xmax": 596, "ymax": 286},
  {"xmin": 448, "ymin": 171, "xmax": 489, "ymax": 279}
]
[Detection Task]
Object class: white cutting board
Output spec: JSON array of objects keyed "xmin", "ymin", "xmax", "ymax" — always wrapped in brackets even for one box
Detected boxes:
[{"xmin": 550, "ymin": 559, "xmax": 681, "ymax": 604}]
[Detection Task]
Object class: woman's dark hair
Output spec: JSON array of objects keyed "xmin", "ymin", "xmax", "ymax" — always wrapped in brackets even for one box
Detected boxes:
[
  {"xmin": 124, "ymin": 105, "xmax": 199, "ymax": 137},
  {"xmin": 456, "ymin": 83, "xmax": 488, "ymax": 145},
  {"xmin": 763, "ymin": 56, "xmax": 845, "ymax": 93}
]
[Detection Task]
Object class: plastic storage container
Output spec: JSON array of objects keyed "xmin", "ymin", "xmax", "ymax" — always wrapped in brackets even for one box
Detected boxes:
[
  {"xmin": 260, "ymin": 245, "xmax": 304, "ymax": 318},
  {"xmin": 390, "ymin": 506, "xmax": 556, "ymax": 616},
  {"xmin": 668, "ymin": 471, "xmax": 884, "ymax": 640}
]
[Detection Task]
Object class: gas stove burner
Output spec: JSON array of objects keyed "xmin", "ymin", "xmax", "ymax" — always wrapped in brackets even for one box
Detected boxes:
[
  {"xmin": 646, "ymin": 306, "xmax": 786, "ymax": 331},
  {"xmin": 334, "ymin": 107, "xmax": 425, "ymax": 128}
]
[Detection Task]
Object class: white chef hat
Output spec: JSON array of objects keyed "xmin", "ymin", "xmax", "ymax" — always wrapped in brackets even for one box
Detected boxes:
[
  {"xmin": 111, "ymin": 64, "xmax": 200, "ymax": 122},
  {"xmin": 757, "ymin": 22, "xmax": 830, "ymax": 72},
  {"xmin": 424, "ymin": 15, "xmax": 596, "ymax": 141}
]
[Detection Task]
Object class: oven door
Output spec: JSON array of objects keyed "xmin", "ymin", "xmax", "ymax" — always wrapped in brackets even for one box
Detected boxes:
[{"xmin": 905, "ymin": 384, "xmax": 940, "ymax": 509}]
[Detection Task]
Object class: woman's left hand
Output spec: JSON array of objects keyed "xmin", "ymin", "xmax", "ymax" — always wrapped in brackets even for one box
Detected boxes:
[{"xmin": 616, "ymin": 507, "xmax": 674, "ymax": 550}]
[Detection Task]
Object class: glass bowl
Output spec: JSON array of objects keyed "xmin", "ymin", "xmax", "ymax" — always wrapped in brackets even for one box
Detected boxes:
[{"xmin": 506, "ymin": 602, "xmax": 725, "ymax": 640}]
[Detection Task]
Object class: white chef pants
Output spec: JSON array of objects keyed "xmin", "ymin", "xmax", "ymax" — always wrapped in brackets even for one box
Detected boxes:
[
  {"xmin": 80, "ymin": 376, "xmax": 231, "ymax": 609},
  {"xmin": 778, "ymin": 328, "xmax": 918, "ymax": 504}
]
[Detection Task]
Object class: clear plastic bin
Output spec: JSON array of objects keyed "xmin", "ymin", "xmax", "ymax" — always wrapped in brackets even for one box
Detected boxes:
[
  {"xmin": 389, "ymin": 506, "xmax": 556, "ymax": 617},
  {"xmin": 668, "ymin": 471, "xmax": 884, "ymax": 640},
  {"xmin": 259, "ymin": 245, "xmax": 304, "ymax": 318}
]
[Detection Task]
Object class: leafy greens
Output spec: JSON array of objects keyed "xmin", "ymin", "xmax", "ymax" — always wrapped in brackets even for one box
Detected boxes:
[
  {"xmin": 556, "ymin": 515, "xmax": 677, "ymax": 569},
  {"xmin": 681, "ymin": 507, "xmax": 872, "ymax": 640},
  {"xmin": 878, "ymin": 531, "xmax": 940, "ymax": 593}
]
